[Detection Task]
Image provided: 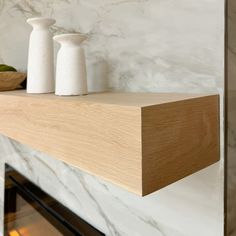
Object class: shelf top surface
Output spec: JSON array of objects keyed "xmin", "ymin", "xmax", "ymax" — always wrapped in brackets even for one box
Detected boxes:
[{"xmin": 0, "ymin": 90, "xmax": 218, "ymax": 107}]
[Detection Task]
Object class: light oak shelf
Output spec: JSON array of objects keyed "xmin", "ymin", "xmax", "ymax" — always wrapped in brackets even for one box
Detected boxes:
[{"xmin": 0, "ymin": 90, "xmax": 220, "ymax": 196}]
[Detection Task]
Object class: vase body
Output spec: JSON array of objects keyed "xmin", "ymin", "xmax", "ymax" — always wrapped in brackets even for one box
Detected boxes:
[
  {"xmin": 54, "ymin": 34, "xmax": 88, "ymax": 96},
  {"xmin": 27, "ymin": 17, "xmax": 55, "ymax": 93}
]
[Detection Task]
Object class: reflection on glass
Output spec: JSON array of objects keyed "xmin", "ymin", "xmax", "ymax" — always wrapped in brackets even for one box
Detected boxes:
[
  {"xmin": 4, "ymin": 165, "xmax": 104, "ymax": 236},
  {"xmin": 6, "ymin": 194, "xmax": 63, "ymax": 236}
]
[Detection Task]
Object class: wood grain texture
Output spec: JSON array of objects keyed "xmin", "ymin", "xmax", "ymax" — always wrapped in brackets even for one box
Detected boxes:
[
  {"xmin": 0, "ymin": 72, "xmax": 26, "ymax": 91},
  {"xmin": 0, "ymin": 90, "xmax": 220, "ymax": 196},
  {"xmin": 141, "ymin": 95, "xmax": 220, "ymax": 195}
]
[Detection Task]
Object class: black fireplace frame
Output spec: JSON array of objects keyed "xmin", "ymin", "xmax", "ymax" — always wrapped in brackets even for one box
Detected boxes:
[{"xmin": 4, "ymin": 164, "xmax": 105, "ymax": 236}]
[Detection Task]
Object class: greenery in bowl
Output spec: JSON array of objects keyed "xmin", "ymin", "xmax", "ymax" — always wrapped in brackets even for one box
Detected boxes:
[{"xmin": 0, "ymin": 64, "xmax": 17, "ymax": 72}]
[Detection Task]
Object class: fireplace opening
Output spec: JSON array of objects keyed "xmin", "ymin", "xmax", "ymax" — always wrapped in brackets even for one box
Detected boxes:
[{"xmin": 4, "ymin": 164, "xmax": 105, "ymax": 236}]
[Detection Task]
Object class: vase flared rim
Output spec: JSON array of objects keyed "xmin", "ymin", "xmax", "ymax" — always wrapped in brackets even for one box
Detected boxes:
[
  {"xmin": 53, "ymin": 33, "xmax": 87, "ymax": 44},
  {"xmin": 27, "ymin": 17, "xmax": 56, "ymax": 26}
]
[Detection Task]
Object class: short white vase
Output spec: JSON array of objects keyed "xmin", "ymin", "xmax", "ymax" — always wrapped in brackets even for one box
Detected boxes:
[
  {"xmin": 54, "ymin": 33, "xmax": 88, "ymax": 96},
  {"xmin": 27, "ymin": 17, "xmax": 55, "ymax": 94}
]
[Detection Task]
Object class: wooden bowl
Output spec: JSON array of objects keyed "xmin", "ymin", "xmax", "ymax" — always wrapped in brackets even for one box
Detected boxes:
[{"xmin": 0, "ymin": 72, "xmax": 26, "ymax": 91}]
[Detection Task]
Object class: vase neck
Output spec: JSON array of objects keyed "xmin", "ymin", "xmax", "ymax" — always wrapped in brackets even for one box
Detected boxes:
[
  {"xmin": 31, "ymin": 24, "xmax": 50, "ymax": 30},
  {"xmin": 59, "ymin": 41, "xmax": 82, "ymax": 47}
]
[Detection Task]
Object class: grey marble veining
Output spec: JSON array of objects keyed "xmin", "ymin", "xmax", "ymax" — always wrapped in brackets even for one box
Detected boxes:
[
  {"xmin": 0, "ymin": 0, "xmax": 224, "ymax": 93},
  {"xmin": 0, "ymin": 135, "xmax": 223, "ymax": 236},
  {"xmin": 0, "ymin": 0, "xmax": 224, "ymax": 236}
]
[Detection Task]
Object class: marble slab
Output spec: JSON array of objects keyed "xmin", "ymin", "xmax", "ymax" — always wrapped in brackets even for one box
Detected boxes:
[
  {"xmin": 0, "ymin": 0, "xmax": 224, "ymax": 94},
  {"xmin": 0, "ymin": 135, "xmax": 224, "ymax": 236}
]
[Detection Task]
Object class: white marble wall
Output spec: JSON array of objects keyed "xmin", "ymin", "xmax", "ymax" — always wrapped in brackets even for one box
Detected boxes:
[
  {"xmin": 0, "ymin": 136, "xmax": 224, "ymax": 236},
  {"xmin": 0, "ymin": 0, "xmax": 224, "ymax": 236},
  {"xmin": 0, "ymin": 0, "xmax": 224, "ymax": 93}
]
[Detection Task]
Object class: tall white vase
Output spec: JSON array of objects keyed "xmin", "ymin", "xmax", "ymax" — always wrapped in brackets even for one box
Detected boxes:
[
  {"xmin": 54, "ymin": 34, "xmax": 88, "ymax": 96},
  {"xmin": 27, "ymin": 17, "xmax": 55, "ymax": 94}
]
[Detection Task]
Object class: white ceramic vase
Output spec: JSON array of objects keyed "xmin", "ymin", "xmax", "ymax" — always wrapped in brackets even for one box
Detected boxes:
[
  {"xmin": 54, "ymin": 34, "xmax": 88, "ymax": 96},
  {"xmin": 27, "ymin": 17, "xmax": 55, "ymax": 94}
]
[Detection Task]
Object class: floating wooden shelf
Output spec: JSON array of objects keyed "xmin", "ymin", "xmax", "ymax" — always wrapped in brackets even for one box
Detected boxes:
[{"xmin": 0, "ymin": 90, "xmax": 220, "ymax": 196}]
